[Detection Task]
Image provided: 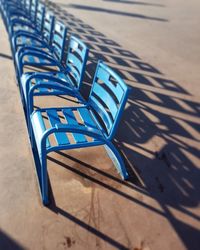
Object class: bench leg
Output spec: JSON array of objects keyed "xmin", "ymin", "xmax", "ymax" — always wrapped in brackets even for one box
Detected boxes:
[
  {"xmin": 40, "ymin": 150, "xmax": 49, "ymax": 205},
  {"xmin": 29, "ymin": 116, "xmax": 35, "ymax": 148},
  {"xmin": 30, "ymin": 130, "xmax": 49, "ymax": 205},
  {"xmin": 104, "ymin": 142, "xmax": 129, "ymax": 180}
]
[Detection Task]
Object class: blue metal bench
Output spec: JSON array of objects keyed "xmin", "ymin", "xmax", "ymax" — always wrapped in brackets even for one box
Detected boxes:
[
  {"xmin": 20, "ymin": 36, "xmax": 89, "ymax": 132},
  {"xmin": 12, "ymin": 9, "xmax": 55, "ymax": 53},
  {"xmin": 7, "ymin": 0, "xmax": 38, "ymax": 37},
  {"xmin": 1, "ymin": 0, "xmax": 32, "ymax": 31},
  {"xmin": 10, "ymin": 2, "xmax": 46, "ymax": 75},
  {"xmin": 30, "ymin": 61, "xmax": 129, "ymax": 205},
  {"xmin": 12, "ymin": 9, "xmax": 55, "ymax": 73},
  {"xmin": 0, "ymin": 0, "xmax": 24, "ymax": 29},
  {"xmin": 15, "ymin": 20, "xmax": 67, "ymax": 77}
]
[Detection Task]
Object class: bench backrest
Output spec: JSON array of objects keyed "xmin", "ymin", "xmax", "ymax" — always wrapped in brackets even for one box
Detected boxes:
[
  {"xmin": 65, "ymin": 36, "xmax": 88, "ymax": 89},
  {"xmin": 30, "ymin": 0, "xmax": 38, "ymax": 22},
  {"xmin": 35, "ymin": 2, "xmax": 45, "ymax": 32},
  {"xmin": 42, "ymin": 11, "xmax": 55, "ymax": 45},
  {"xmin": 4, "ymin": 0, "xmax": 26, "ymax": 16},
  {"xmin": 51, "ymin": 21, "xmax": 67, "ymax": 62},
  {"xmin": 88, "ymin": 61, "xmax": 129, "ymax": 140},
  {"xmin": 24, "ymin": 0, "xmax": 32, "ymax": 15},
  {"xmin": 5, "ymin": 0, "xmax": 24, "ymax": 12}
]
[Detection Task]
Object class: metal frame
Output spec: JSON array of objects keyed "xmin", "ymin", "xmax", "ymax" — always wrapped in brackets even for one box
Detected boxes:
[{"xmin": 30, "ymin": 61, "xmax": 129, "ymax": 205}]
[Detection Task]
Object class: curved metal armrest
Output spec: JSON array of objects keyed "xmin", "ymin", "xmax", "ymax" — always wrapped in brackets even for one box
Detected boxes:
[
  {"xmin": 10, "ymin": 19, "xmax": 34, "ymax": 30},
  {"xmin": 36, "ymin": 123, "xmax": 104, "ymax": 150},
  {"xmin": 13, "ymin": 31, "xmax": 43, "ymax": 46},
  {"xmin": 17, "ymin": 50, "xmax": 59, "ymax": 75},
  {"xmin": 29, "ymin": 82, "xmax": 75, "ymax": 96},
  {"xmin": 25, "ymin": 72, "xmax": 71, "ymax": 87},
  {"xmin": 26, "ymin": 80, "xmax": 76, "ymax": 114},
  {"xmin": 19, "ymin": 50, "xmax": 58, "ymax": 66},
  {"xmin": 10, "ymin": 20, "xmax": 35, "ymax": 36},
  {"xmin": 17, "ymin": 45, "xmax": 51, "ymax": 58},
  {"xmin": 20, "ymin": 49, "xmax": 53, "ymax": 59},
  {"xmin": 8, "ymin": 11, "xmax": 27, "ymax": 19}
]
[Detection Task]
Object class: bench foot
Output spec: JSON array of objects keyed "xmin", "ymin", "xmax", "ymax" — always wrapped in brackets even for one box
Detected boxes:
[{"xmin": 104, "ymin": 142, "xmax": 129, "ymax": 180}]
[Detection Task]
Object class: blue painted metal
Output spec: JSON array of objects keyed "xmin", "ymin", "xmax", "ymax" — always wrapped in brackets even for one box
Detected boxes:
[
  {"xmin": 8, "ymin": 0, "xmax": 38, "ymax": 37},
  {"xmin": 11, "ymin": 2, "xmax": 46, "ymax": 72},
  {"xmin": 88, "ymin": 61, "xmax": 129, "ymax": 140},
  {"xmin": 20, "ymin": 36, "xmax": 88, "ymax": 133},
  {"xmin": 51, "ymin": 21, "xmax": 67, "ymax": 62},
  {"xmin": 2, "ymin": 0, "xmax": 30, "ymax": 27},
  {"xmin": 2, "ymin": 0, "xmax": 43, "ymax": 82},
  {"xmin": 42, "ymin": 11, "xmax": 55, "ymax": 46},
  {"xmin": 46, "ymin": 109, "xmax": 70, "ymax": 145},
  {"xmin": 11, "ymin": 9, "xmax": 55, "ymax": 53},
  {"xmin": 3, "ymin": 1, "xmax": 32, "ymax": 33},
  {"xmin": 15, "ymin": 20, "xmax": 67, "ymax": 77},
  {"xmin": 65, "ymin": 36, "xmax": 89, "ymax": 89},
  {"xmin": 30, "ymin": 61, "xmax": 129, "ymax": 205}
]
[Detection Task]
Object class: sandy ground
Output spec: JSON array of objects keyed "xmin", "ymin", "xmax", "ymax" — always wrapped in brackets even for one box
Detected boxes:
[{"xmin": 0, "ymin": 0, "xmax": 199, "ymax": 249}]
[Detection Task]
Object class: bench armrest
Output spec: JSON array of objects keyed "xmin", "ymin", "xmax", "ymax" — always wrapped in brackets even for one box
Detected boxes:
[
  {"xmin": 9, "ymin": 19, "xmax": 35, "ymax": 35},
  {"xmin": 24, "ymin": 72, "xmax": 72, "ymax": 86},
  {"xmin": 29, "ymin": 82, "xmax": 75, "ymax": 96},
  {"xmin": 17, "ymin": 45, "xmax": 51, "ymax": 58},
  {"xmin": 12, "ymin": 31, "xmax": 44, "ymax": 50},
  {"xmin": 17, "ymin": 50, "xmax": 60, "ymax": 75}
]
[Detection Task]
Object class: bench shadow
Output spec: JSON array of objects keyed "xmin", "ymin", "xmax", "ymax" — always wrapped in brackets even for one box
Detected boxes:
[
  {"xmin": 48, "ymin": 180, "xmax": 129, "ymax": 249},
  {"xmin": 42, "ymin": 1, "xmax": 200, "ymax": 249},
  {"xmin": 0, "ymin": 52, "xmax": 12, "ymax": 60},
  {"xmin": 0, "ymin": 230, "xmax": 25, "ymax": 250},
  {"xmin": 65, "ymin": 4, "xmax": 168, "ymax": 22},
  {"xmin": 102, "ymin": 0, "xmax": 165, "ymax": 7}
]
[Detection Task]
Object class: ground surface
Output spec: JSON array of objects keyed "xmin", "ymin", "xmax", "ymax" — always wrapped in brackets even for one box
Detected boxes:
[{"xmin": 0, "ymin": 0, "xmax": 200, "ymax": 249}]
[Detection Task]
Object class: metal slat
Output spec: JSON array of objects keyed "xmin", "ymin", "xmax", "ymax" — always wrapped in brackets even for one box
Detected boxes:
[
  {"xmin": 67, "ymin": 64, "xmax": 80, "ymax": 86},
  {"xmin": 26, "ymin": 55, "xmax": 36, "ymax": 63},
  {"xmin": 35, "ymin": 78, "xmax": 49, "ymax": 93},
  {"xmin": 46, "ymin": 109, "xmax": 70, "ymax": 145},
  {"xmin": 31, "ymin": 111, "xmax": 51, "ymax": 150},
  {"xmin": 90, "ymin": 96, "xmax": 112, "ymax": 135},
  {"xmin": 93, "ymin": 83, "xmax": 118, "ymax": 120},
  {"xmin": 53, "ymin": 33, "xmax": 63, "ymax": 47},
  {"xmin": 67, "ymin": 53, "xmax": 82, "ymax": 73},
  {"xmin": 63, "ymin": 109, "xmax": 87, "ymax": 144},
  {"xmin": 78, "ymin": 108, "xmax": 99, "ymax": 141},
  {"xmin": 97, "ymin": 66, "xmax": 124, "ymax": 103},
  {"xmin": 78, "ymin": 108, "xmax": 97, "ymax": 129}
]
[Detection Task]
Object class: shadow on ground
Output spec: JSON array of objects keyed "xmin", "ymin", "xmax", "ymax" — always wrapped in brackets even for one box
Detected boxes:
[
  {"xmin": 0, "ymin": 230, "xmax": 25, "ymax": 250},
  {"xmin": 56, "ymin": 2, "xmax": 167, "ymax": 22},
  {"xmin": 102, "ymin": 0, "xmax": 165, "ymax": 7},
  {"xmin": 38, "ymin": 1, "xmax": 200, "ymax": 249},
  {"xmin": 0, "ymin": 52, "xmax": 12, "ymax": 60}
]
